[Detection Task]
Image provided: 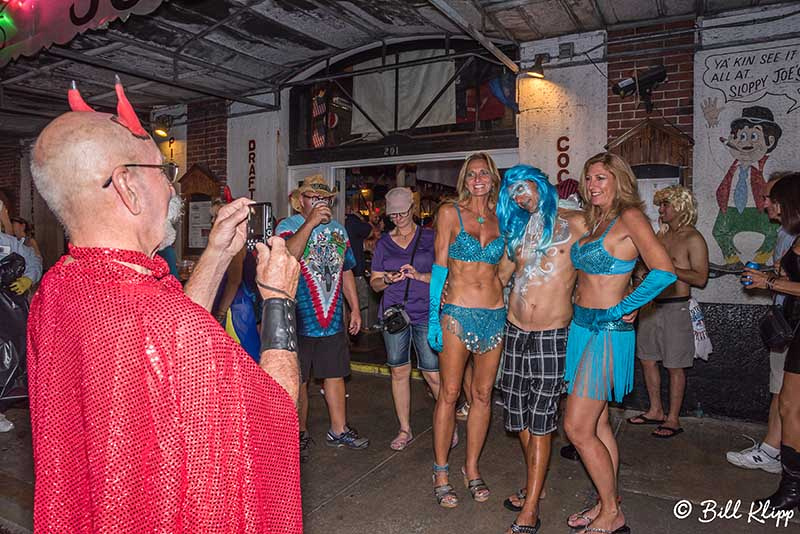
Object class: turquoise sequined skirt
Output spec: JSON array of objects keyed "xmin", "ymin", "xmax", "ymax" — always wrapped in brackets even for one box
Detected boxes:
[{"xmin": 441, "ymin": 304, "xmax": 505, "ymax": 354}]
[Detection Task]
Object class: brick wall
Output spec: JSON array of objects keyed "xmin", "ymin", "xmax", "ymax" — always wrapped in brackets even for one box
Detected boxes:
[
  {"xmin": 607, "ymin": 20, "xmax": 695, "ymax": 140},
  {"xmin": 0, "ymin": 146, "xmax": 21, "ymax": 215},
  {"xmin": 186, "ymin": 101, "xmax": 228, "ymax": 185}
]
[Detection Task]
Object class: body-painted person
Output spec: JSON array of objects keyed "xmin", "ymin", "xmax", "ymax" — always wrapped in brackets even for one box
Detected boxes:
[
  {"xmin": 494, "ymin": 165, "xmax": 588, "ymax": 534},
  {"xmin": 26, "ymin": 80, "xmax": 302, "ymax": 533},
  {"xmin": 563, "ymin": 152, "xmax": 676, "ymax": 534},
  {"xmin": 429, "ymin": 152, "xmax": 506, "ymax": 508}
]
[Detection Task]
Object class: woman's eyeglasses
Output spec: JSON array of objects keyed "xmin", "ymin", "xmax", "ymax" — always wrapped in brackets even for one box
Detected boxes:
[{"xmin": 388, "ymin": 208, "xmax": 412, "ymax": 219}]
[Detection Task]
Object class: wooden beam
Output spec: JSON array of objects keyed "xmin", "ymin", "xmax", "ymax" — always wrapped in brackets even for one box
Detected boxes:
[
  {"xmin": 590, "ymin": 0, "xmax": 608, "ymax": 26},
  {"xmin": 468, "ymin": 0, "xmax": 519, "ymax": 45},
  {"xmin": 655, "ymin": 0, "xmax": 666, "ymax": 18},
  {"xmin": 483, "ymin": 0, "xmax": 534, "ymax": 13},
  {"xmin": 557, "ymin": 0, "xmax": 584, "ymax": 32},
  {"xmin": 428, "ymin": 0, "xmax": 519, "ymax": 73},
  {"xmin": 696, "ymin": 0, "xmax": 706, "ymax": 17},
  {"xmin": 516, "ymin": 7, "xmax": 544, "ymax": 40}
]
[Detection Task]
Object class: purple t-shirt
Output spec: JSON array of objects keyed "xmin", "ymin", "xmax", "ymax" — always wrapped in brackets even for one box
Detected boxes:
[{"xmin": 372, "ymin": 227, "xmax": 435, "ymax": 325}]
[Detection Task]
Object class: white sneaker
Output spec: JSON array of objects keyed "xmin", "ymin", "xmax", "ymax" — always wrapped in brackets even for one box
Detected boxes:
[
  {"xmin": 726, "ymin": 436, "xmax": 781, "ymax": 474},
  {"xmin": 0, "ymin": 414, "xmax": 14, "ymax": 432}
]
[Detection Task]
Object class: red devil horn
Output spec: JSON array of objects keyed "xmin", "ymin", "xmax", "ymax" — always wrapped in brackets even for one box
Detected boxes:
[
  {"xmin": 113, "ymin": 74, "xmax": 149, "ymax": 139},
  {"xmin": 68, "ymin": 80, "xmax": 95, "ymax": 112},
  {"xmin": 222, "ymin": 186, "xmax": 233, "ymax": 204}
]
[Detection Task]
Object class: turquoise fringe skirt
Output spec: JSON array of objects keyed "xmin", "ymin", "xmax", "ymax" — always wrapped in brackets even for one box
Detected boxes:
[{"xmin": 564, "ymin": 305, "xmax": 635, "ymax": 403}]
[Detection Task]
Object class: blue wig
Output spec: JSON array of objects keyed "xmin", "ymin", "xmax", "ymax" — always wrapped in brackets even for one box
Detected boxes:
[{"xmin": 496, "ymin": 165, "xmax": 558, "ymax": 261}]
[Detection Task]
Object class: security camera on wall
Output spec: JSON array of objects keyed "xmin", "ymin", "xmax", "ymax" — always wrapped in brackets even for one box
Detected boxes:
[{"xmin": 611, "ymin": 65, "xmax": 667, "ymax": 112}]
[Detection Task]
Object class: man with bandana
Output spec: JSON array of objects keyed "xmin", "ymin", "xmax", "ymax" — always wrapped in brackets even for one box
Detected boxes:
[
  {"xmin": 495, "ymin": 165, "xmax": 588, "ymax": 533},
  {"xmin": 26, "ymin": 81, "xmax": 302, "ymax": 533}
]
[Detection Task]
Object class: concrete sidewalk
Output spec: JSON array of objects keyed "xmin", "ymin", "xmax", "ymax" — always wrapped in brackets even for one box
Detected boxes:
[{"xmin": 1, "ymin": 371, "xmax": 797, "ymax": 533}]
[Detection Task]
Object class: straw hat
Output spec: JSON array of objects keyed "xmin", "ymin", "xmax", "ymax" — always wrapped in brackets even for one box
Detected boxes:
[{"xmin": 290, "ymin": 174, "xmax": 337, "ymax": 212}]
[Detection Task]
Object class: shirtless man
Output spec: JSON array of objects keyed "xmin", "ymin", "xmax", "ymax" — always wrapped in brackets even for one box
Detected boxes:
[
  {"xmin": 496, "ymin": 165, "xmax": 587, "ymax": 533},
  {"xmin": 627, "ymin": 185, "xmax": 709, "ymax": 438}
]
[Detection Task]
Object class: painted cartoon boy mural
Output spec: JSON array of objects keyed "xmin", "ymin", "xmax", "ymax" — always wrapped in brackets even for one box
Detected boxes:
[{"xmin": 712, "ymin": 106, "xmax": 782, "ymax": 270}]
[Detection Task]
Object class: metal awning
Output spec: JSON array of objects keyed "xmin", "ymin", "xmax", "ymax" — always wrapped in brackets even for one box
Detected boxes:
[{"xmin": 0, "ymin": 0, "xmax": 793, "ymax": 142}]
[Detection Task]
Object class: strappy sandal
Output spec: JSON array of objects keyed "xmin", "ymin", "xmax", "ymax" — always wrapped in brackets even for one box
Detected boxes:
[
  {"xmin": 462, "ymin": 466, "xmax": 490, "ymax": 502},
  {"xmin": 568, "ymin": 498, "xmax": 623, "ymax": 528},
  {"xmin": 390, "ymin": 429, "xmax": 413, "ymax": 451},
  {"xmin": 567, "ymin": 506, "xmax": 597, "ymax": 529},
  {"xmin": 507, "ymin": 518, "xmax": 541, "ymax": 533},
  {"xmin": 433, "ymin": 463, "xmax": 458, "ymax": 508},
  {"xmin": 578, "ymin": 525, "xmax": 630, "ymax": 534}
]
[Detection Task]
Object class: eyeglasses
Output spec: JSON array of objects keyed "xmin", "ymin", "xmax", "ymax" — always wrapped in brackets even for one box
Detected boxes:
[
  {"xmin": 102, "ymin": 162, "xmax": 180, "ymax": 189},
  {"xmin": 388, "ymin": 208, "xmax": 412, "ymax": 219}
]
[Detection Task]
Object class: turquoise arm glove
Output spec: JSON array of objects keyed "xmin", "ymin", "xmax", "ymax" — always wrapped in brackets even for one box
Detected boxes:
[
  {"xmin": 605, "ymin": 269, "xmax": 677, "ymax": 321},
  {"xmin": 427, "ymin": 264, "xmax": 448, "ymax": 352}
]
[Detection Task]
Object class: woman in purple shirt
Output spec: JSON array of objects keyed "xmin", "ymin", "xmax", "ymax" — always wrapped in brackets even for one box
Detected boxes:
[{"xmin": 371, "ymin": 188, "xmax": 441, "ymax": 451}]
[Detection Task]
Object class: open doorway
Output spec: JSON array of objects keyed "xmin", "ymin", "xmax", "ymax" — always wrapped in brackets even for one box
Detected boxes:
[{"xmin": 287, "ymin": 149, "xmax": 517, "ymax": 336}]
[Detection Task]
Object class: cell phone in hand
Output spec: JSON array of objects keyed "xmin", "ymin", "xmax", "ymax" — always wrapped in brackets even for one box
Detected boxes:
[{"xmin": 246, "ymin": 202, "xmax": 273, "ymax": 251}]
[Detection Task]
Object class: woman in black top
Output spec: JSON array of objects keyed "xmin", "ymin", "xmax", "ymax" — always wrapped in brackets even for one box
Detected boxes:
[{"xmin": 743, "ymin": 172, "xmax": 800, "ymax": 512}]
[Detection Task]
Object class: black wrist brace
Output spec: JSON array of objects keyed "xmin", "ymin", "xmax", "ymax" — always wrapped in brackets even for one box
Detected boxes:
[{"xmin": 260, "ymin": 298, "xmax": 298, "ymax": 353}]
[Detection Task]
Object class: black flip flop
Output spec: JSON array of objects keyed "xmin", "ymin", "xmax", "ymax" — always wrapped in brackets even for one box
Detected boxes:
[
  {"xmin": 626, "ymin": 413, "xmax": 665, "ymax": 425},
  {"xmin": 652, "ymin": 425, "xmax": 684, "ymax": 438},
  {"xmin": 503, "ymin": 488, "xmax": 526, "ymax": 512}
]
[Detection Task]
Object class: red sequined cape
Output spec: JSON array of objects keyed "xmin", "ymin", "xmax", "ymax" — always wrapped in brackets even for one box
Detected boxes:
[{"xmin": 27, "ymin": 246, "xmax": 302, "ymax": 533}]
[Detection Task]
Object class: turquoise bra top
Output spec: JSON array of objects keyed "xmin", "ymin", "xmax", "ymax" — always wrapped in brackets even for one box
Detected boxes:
[
  {"xmin": 448, "ymin": 204, "xmax": 505, "ymax": 265},
  {"xmin": 570, "ymin": 218, "xmax": 637, "ymax": 275}
]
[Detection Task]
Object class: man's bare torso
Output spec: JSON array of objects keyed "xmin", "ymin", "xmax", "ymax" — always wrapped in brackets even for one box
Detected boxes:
[
  {"xmin": 507, "ymin": 209, "xmax": 587, "ymax": 331},
  {"xmin": 655, "ymin": 227, "xmax": 700, "ymax": 298}
]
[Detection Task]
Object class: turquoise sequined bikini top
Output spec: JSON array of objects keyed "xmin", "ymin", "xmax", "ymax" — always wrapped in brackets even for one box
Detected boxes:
[
  {"xmin": 570, "ymin": 217, "xmax": 637, "ymax": 275},
  {"xmin": 448, "ymin": 204, "xmax": 505, "ymax": 265}
]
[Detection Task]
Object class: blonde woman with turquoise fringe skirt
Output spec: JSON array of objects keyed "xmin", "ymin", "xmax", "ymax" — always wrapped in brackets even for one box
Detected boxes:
[{"xmin": 563, "ymin": 153, "xmax": 676, "ymax": 534}]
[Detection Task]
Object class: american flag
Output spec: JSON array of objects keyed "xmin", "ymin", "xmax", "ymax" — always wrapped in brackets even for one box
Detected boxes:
[
  {"xmin": 311, "ymin": 123, "xmax": 326, "ymax": 148},
  {"xmin": 312, "ymin": 93, "xmax": 326, "ymax": 118},
  {"xmin": 311, "ymin": 89, "xmax": 326, "ymax": 148}
]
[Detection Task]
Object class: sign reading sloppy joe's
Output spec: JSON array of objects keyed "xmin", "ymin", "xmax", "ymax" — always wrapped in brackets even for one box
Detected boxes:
[
  {"xmin": 702, "ymin": 42, "xmax": 800, "ymax": 113},
  {"xmin": 0, "ymin": 0, "xmax": 164, "ymax": 67}
]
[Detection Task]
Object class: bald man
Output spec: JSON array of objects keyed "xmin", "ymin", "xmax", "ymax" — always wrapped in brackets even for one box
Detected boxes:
[{"xmin": 27, "ymin": 108, "xmax": 302, "ymax": 533}]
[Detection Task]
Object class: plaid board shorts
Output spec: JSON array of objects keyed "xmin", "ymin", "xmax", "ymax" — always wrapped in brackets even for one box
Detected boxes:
[{"xmin": 500, "ymin": 321, "xmax": 567, "ymax": 435}]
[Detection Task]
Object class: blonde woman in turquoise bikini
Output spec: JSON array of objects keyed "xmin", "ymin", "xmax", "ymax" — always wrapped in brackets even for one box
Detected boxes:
[
  {"xmin": 564, "ymin": 153, "xmax": 676, "ymax": 534},
  {"xmin": 428, "ymin": 152, "xmax": 506, "ymax": 508}
]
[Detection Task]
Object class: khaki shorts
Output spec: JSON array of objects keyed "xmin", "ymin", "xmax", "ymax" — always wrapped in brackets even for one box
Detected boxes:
[{"xmin": 636, "ymin": 299, "xmax": 694, "ymax": 369}]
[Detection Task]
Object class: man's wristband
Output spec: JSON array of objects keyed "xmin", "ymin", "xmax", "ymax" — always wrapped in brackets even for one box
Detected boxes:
[
  {"xmin": 260, "ymin": 298, "xmax": 298, "ymax": 353},
  {"xmin": 256, "ymin": 280, "xmax": 295, "ymax": 301}
]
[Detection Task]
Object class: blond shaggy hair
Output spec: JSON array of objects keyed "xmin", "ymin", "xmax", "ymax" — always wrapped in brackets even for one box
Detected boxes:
[
  {"xmin": 579, "ymin": 152, "xmax": 644, "ymax": 229},
  {"xmin": 653, "ymin": 185, "xmax": 697, "ymax": 232}
]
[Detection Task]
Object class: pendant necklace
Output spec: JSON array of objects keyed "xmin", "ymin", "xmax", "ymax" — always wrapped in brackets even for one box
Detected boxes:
[
  {"xmin": 592, "ymin": 214, "xmax": 608, "ymax": 235},
  {"xmin": 464, "ymin": 204, "xmax": 486, "ymax": 224}
]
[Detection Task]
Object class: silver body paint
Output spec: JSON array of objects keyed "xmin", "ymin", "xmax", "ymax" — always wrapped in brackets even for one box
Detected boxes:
[{"xmin": 512, "ymin": 213, "xmax": 571, "ymax": 296}]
